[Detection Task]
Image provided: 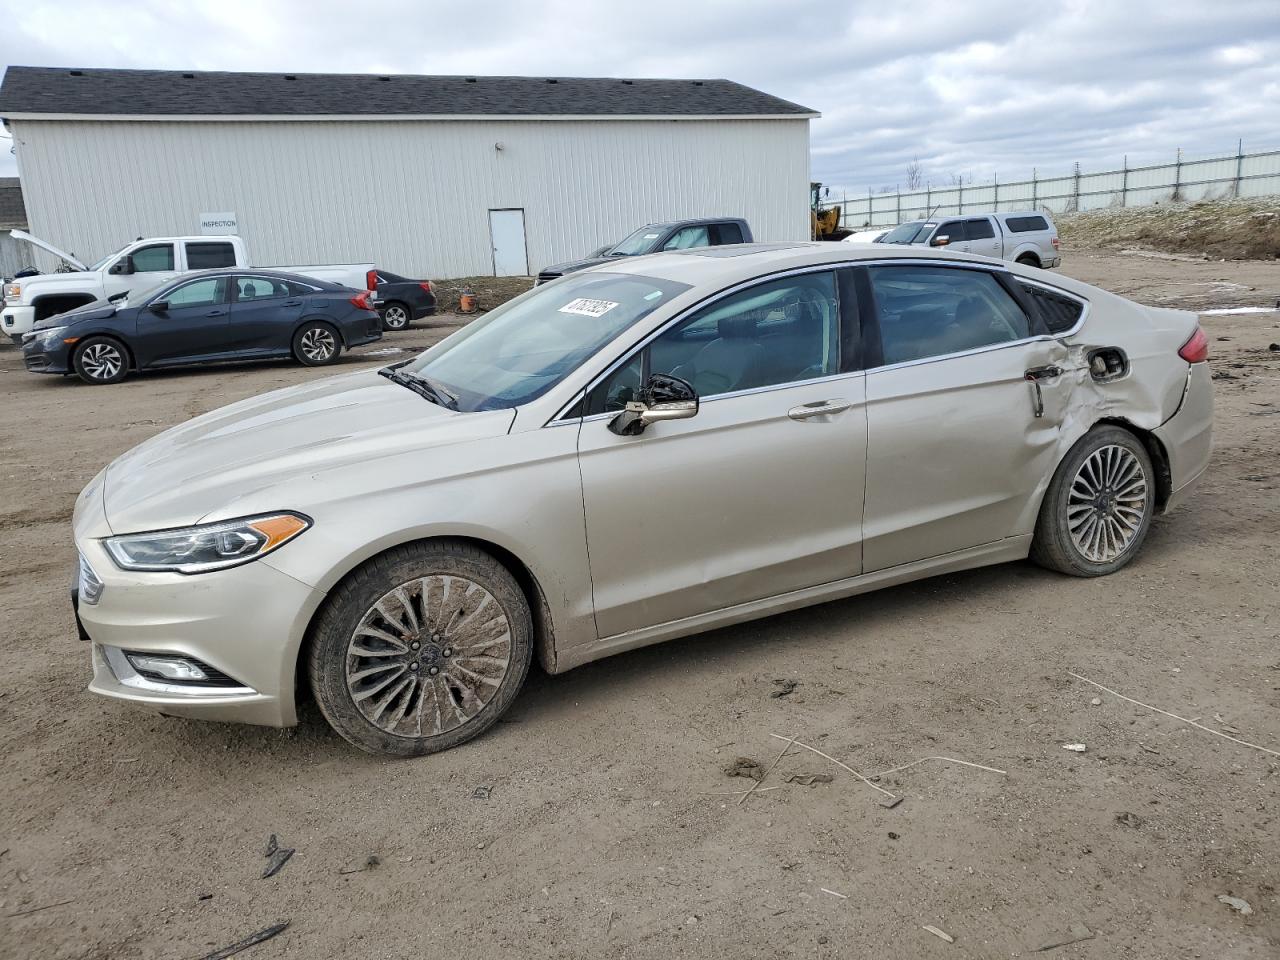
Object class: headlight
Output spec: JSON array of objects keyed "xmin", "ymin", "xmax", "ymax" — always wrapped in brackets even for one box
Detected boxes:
[
  {"xmin": 38, "ymin": 325, "xmax": 68, "ymax": 345},
  {"xmin": 4, "ymin": 282, "xmax": 19, "ymax": 302},
  {"xmin": 103, "ymin": 512, "xmax": 311, "ymax": 574}
]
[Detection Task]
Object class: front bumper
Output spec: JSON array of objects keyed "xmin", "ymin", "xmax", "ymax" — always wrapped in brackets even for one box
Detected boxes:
[
  {"xmin": 21, "ymin": 333, "xmax": 73, "ymax": 374},
  {"xmin": 1153, "ymin": 361, "xmax": 1213, "ymax": 513},
  {"xmin": 4, "ymin": 304, "xmax": 36, "ymax": 342},
  {"xmin": 77, "ymin": 538, "xmax": 328, "ymax": 727}
]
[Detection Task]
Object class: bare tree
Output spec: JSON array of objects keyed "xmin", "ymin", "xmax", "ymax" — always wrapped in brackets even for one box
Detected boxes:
[{"xmin": 905, "ymin": 157, "xmax": 924, "ymax": 191}]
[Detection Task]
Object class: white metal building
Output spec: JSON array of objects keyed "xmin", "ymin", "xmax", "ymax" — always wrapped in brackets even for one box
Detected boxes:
[{"xmin": 0, "ymin": 67, "xmax": 816, "ymax": 278}]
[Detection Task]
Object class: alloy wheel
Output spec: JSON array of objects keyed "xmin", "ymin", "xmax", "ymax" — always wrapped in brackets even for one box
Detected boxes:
[
  {"xmin": 383, "ymin": 305, "xmax": 409, "ymax": 330},
  {"xmin": 80, "ymin": 342, "xmax": 123, "ymax": 380},
  {"xmin": 300, "ymin": 327, "xmax": 336, "ymax": 362},
  {"xmin": 345, "ymin": 575, "xmax": 513, "ymax": 738},
  {"xmin": 1066, "ymin": 444, "xmax": 1149, "ymax": 563}
]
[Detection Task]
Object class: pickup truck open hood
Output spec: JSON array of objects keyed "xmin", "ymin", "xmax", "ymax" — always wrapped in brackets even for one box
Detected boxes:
[
  {"xmin": 10, "ymin": 230, "xmax": 88, "ymax": 271},
  {"xmin": 101, "ymin": 370, "xmax": 516, "ymax": 533}
]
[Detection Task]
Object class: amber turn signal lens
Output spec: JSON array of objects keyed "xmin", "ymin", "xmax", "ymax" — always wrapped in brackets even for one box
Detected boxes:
[{"xmin": 248, "ymin": 514, "xmax": 310, "ymax": 551}]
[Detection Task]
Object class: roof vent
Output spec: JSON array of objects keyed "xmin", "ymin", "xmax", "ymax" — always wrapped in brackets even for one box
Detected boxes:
[
  {"xmin": 622, "ymin": 79, "xmax": 633, "ymax": 85},
  {"xmin": 69, "ymin": 70, "xmax": 84, "ymax": 77},
  {"xmin": 465, "ymin": 77, "xmax": 477, "ymax": 83},
  {"xmin": 545, "ymin": 78, "xmax": 558, "ymax": 84},
  {"xmin": 284, "ymin": 74, "xmax": 296, "ymax": 81},
  {"xmin": 182, "ymin": 73, "xmax": 195, "ymax": 79},
  {"xmin": 692, "ymin": 80, "xmax": 704, "ymax": 86},
  {"xmin": 378, "ymin": 76, "xmax": 390, "ymax": 81}
]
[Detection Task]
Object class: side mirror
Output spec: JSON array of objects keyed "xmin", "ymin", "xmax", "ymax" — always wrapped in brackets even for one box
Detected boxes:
[
  {"xmin": 930, "ymin": 235, "xmax": 950, "ymax": 247},
  {"xmin": 608, "ymin": 374, "xmax": 698, "ymax": 436},
  {"xmin": 109, "ymin": 257, "xmax": 135, "ymax": 275},
  {"xmin": 148, "ymin": 300, "xmax": 169, "ymax": 313}
]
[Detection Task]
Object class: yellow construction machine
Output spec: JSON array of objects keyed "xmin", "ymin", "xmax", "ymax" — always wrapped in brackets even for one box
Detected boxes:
[{"xmin": 810, "ymin": 182, "xmax": 852, "ymax": 241}]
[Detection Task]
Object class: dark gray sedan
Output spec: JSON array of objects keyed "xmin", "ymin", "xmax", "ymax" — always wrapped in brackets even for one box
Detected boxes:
[{"xmin": 21, "ymin": 268, "xmax": 382, "ymax": 384}]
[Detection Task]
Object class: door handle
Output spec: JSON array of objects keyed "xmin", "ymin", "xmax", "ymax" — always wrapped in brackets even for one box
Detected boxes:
[
  {"xmin": 788, "ymin": 399, "xmax": 852, "ymax": 420},
  {"xmin": 283, "ymin": 300, "xmax": 302, "ymax": 306},
  {"xmin": 205, "ymin": 309, "xmax": 227, "ymax": 317},
  {"xmin": 1023, "ymin": 366, "xmax": 1062, "ymax": 418}
]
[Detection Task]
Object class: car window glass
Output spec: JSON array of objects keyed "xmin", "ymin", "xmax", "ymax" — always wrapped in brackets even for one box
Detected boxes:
[
  {"xmin": 286, "ymin": 281, "xmax": 317, "ymax": 296},
  {"xmin": 1019, "ymin": 282, "xmax": 1084, "ymax": 334},
  {"xmin": 966, "ymin": 218, "xmax": 995, "ymax": 240},
  {"xmin": 936, "ymin": 221, "xmax": 966, "ymax": 243},
  {"xmin": 1005, "ymin": 215, "xmax": 1049, "ymax": 233},
  {"xmin": 646, "ymin": 271, "xmax": 839, "ymax": 398},
  {"xmin": 662, "ymin": 226, "xmax": 711, "ymax": 251},
  {"xmin": 185, "ymin": 242, "xmax": 236, "ymax": 269},
  {"xmin": 237, "ymin": 277, "xmax": 288, "ymax": 300},
  {"xmin": 870, "ymin": 266, "xmax": 1030, "ymax": 366},
  {"xmin": 712, "ymin": 222, "xmax": 744, "ymax": 245},
  {"xmin": 131, "ymin": 244, "xmax": 175, "ymax": 272},
  {"xmin": 163, "ymin": 277, "xmax": 225, "ymax": 309}
]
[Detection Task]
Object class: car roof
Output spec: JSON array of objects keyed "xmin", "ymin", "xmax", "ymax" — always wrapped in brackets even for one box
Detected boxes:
[
  {"xmin": 584, "ymin": 241, "xmax": 1094, "ymax": 299},
  {"xmin": 173, "ymin": 267, "xmax": 341, "ymax": 287}
]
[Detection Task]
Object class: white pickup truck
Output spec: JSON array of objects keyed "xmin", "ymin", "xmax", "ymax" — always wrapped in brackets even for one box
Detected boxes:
[{"xmin": 2, "ymin": 232, "xmax": 376, "ymax": 343}]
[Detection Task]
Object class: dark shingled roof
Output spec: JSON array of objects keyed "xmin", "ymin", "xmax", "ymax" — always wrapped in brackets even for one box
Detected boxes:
[
  {"xmin": 0, "ymin": 66, "xmax": 817, "ymax": 119},
  {"xmin": 0, "ymin": 177, "xmax": 26, "ymax": 229}
]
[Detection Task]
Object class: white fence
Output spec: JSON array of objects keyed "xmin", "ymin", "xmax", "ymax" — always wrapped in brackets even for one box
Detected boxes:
[{"xmin": 836, "ymin": 145, "xmax": 1280, "ymax": 229}]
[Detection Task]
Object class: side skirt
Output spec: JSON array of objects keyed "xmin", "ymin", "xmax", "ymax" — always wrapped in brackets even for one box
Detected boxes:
[{"xmin": 552, "ymin": 536, "xmax": 1033, "ymax": 673}]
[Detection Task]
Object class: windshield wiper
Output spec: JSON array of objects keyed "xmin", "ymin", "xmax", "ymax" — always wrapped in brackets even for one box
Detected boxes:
[{"xmin": 378, "ymin": 366, "xmax": 458, "ymax": 410}]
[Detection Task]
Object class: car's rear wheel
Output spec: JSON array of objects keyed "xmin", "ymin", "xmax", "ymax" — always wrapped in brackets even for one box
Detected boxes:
[
  {"xmin": 1016, "ymin": 253, "xmax": 1041, "ymax": 267},
  {"xmin": 1031, "ymin": 426, "xmax": 1155, "ymax": 577},
  {"xmin": 381, "ymin": 302, "xmax": 410, "ymax": 331},
  {"xmin": 292, "ymin": 321, "xmax": 341, "ymax": 366},
  {"xmin": 308, "ymin": 540, "xmax": 533, "ymax": 757},
  {"xmin": 72, "ymin": 336, "xmax": 129, "ymax": 385}
]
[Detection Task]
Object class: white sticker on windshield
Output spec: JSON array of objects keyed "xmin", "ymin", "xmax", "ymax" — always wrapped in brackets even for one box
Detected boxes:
[
  {"xmin": 643, "ymin": 233, "xmax": 660, "ymax": 240},
  {"xmin": 559, "ymin": 297, "xmax": 620, "ymax": 318}
]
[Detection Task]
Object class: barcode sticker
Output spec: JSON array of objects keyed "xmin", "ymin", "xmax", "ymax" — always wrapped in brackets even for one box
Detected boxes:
[{"xmin": 559, "ymin": 298, "xmax": 620, "ymax": 318}]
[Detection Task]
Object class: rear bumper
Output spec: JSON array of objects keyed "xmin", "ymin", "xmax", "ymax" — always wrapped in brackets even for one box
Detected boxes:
[
  {"xmin": 1154, "ymin": 362, "xmax": 1213, "ymax": 513},
  {"xmin": 342, "ymin": 310, "xmax": 384, "ymax": 348}
]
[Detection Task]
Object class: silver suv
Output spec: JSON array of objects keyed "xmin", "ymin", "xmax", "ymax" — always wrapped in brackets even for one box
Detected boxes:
[{"xmin": 879, "ymin": 211, "xmax": 1061, "ymax": 268}]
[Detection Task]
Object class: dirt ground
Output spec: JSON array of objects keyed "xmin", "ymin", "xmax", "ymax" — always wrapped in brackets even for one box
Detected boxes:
[{"xmin": 1, "ymin": 250, "xmax": 1278, "ymax": 960}]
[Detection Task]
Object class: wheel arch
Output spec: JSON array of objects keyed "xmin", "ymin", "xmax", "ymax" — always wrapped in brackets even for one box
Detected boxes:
[
  {"xmin": 73, "ymin": 332, "xmax": 137, "ymax": 372},
  {"xmin": 293, "ymin": 533, "xmax": 558, "ymax": 715},
  {"xmin": 1014, "ymin": 249, "xmax": 1042, "ymax": 267},
  {"xmin": 1092, "ymin": 416, "xmax": 1173, "ymax": 512},
  {"xmin": 293, "ymin": 315, "xmax": 344, "ymax": 347},
  {"xmin": 33, "ymin": 292, "xmax": 97, "ymax": 322}
]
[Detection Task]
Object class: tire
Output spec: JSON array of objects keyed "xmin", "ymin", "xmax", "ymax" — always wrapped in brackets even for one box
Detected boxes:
[
  {"xmin": 308, "ymin": 540, "xmax": 533, "ymax": 757},
  {"xmin": 1031, "ymin": 426, "xmax": 1155, "ymax": 577},
  {"xmin": 292, "ymin": 321, "xmax": 342, "ymax": 366},
  {"xmin": 72, "ymin": 336, "xmax": 130, "ymax": 385},
  {"xmin": 1016, "ymin": 254, "xmax": 1041, "ymax": 268},
  {"xmin": 380, "ymin": 302, "xmax": 411, "ymax": 331}
]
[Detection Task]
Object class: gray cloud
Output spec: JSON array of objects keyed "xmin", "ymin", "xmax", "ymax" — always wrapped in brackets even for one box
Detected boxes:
[{"xmin": 2, "ymin": 0, "xmax": 1277, "ymax": 195}]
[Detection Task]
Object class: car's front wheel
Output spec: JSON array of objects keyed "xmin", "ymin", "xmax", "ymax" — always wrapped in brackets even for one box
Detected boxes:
[
  {"xmin": 381, "ymin": 302, "xmax": 410, "ymax": 331},
  {"xmin": 1031, "ymin": 426, "xmax": 1155, "ymax": 577},
  {"xmin": 292, "ymin": 321, "xmax": 341, "ymax": 366},
  {"xmin": 72, "ymin": 336, "xmax": 130, "ymax": 385},
  {"xmin": 308, "ymin": 540, "xmax": 533, "ymax": 756}
]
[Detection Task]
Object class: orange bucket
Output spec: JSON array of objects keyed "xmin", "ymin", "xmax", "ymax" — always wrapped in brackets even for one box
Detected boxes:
[{"xmin": 459, "ymin": 288, "xmax": 477, "ymax": 313}]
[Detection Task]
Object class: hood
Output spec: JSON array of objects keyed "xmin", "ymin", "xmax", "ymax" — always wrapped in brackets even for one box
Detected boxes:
[
  {"xmin": 540, "ymin": 255, "xmax": 615, "ymax": 276},
  {"xmin": 33, "ymin": 301, "xmax": 116, "ymax": 330},
  {"xmin": 102, "ymin": 370, "xmax": 516, "ymax": 533},
  {"xmin": 10, "ymin": 230, "xmax": 88, "ymax": 271}
]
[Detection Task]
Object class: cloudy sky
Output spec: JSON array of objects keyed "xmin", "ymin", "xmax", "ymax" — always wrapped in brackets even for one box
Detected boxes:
[{"xmin": 2, "ymin": 0, "xmax": 1277, "ymax": 192}]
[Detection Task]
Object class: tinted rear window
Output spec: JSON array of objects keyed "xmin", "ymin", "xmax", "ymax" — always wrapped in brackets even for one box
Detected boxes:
[
  {"xmin": 1019, "ymin": 282, "xmax": 1084, "ymax": 334},
  {"xmin": 1005, "ymin": 215, "xmax": 1050, "ymax": 233},
  {"xmin": 966, "ymin": 218, "xmax": 995, "ymax": 240},
  {"xmin": 186, "ymin": 242, "xmax": 237, "ymax": 269},
  {"xmin": 711, "ymin": 222, "xmax": 744, "ymax": 245}
]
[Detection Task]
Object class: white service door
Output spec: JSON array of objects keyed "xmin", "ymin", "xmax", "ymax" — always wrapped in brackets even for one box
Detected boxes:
[{"xmin": 489, "ymin": 209, "xmax": 528, "ymax": 277}]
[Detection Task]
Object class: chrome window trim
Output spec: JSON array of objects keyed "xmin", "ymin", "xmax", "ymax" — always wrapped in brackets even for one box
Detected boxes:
[{"xmin": 547, "ymin": 261, "xmax": 853, "ymax": 424}]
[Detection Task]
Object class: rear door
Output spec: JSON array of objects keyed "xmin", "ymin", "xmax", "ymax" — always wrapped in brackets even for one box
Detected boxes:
[
  {"xmin": 184, "ymin": 240, "xmax": 238, "ymax": 271},
  {"xmin": 710, "ymin": 222, "xmax": 745, "ymax": 245},
  {"xmin": 859, "ymin": 262, "xmax": 1072, "ymax": 571},
  {"xmin": 965, "ymin": 217, "xmax": 1002, "ymax": 259},
  {"xmin": 227, "ymin": 275, "xmax": 308, "ymax": 356},
  {"xmin": 133, "ymin": 276, "xmax": 231, "ymax": 367},
  {"xmin": 574, "ymin": 267, "xmax": 868, "ymax": 638}
]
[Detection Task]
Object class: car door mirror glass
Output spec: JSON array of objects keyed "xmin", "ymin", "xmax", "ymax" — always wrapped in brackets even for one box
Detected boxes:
[
  {"xmin": 608, "ymin": 374, "xmax": 698, "ymax": 435},
  {"xmin": 931, "ymin": 235, "xmax": 950, "ymax": 247}
]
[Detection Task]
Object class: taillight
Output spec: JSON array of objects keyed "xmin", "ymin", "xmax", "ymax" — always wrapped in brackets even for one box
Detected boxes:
[
  {"xmin": 1178, "ymin": 326, "xmax": 1209, "ymax": 363},
  {"xmin": 1051, "ymin": 237, "xmax": 1060, "ymax": 250},
  {"xmin": 366, "ymin": 269, "xmax": 378, "ymax": 291},
  {"xmin": 419, "ymin": 281, "xmax": 435, "ymax": 294},
  {"xmin": 350, "ymin": 291, "xmax": 373, "ymax": 311}
]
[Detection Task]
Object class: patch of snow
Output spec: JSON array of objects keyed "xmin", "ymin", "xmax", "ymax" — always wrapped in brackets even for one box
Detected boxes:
[
  {"xmin": 1200, "ymin": 307, "xmax": 1277, "ymax": 316},
  {"xmin": 365, "ymin": 347, "xmax": 405, "ymax": 355}
]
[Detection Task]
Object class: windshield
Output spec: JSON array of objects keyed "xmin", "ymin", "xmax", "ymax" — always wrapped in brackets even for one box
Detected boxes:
[
  {"xmin": 880, "ymin": 222, "xmax": 934, "ymax": 245},
  {"xmin": 607, "ymin": 225, "xmax": 667, "ymax": 257},
  {"xmin": 88, "ymin": 243, "xmax": 132, "ymax": 272},
  {"xmin": 398, "ymin": 272, "xmax": 690, "ymax": 412}
]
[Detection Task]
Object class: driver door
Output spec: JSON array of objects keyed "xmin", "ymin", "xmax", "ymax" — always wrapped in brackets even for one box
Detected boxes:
[
  {"xmin": 133, "ymin": 276, "xmax": 231, "ymax": 367},
  {"xmin": 104, "ymin": 242, "xmax": 179, "ymax": 299},
  {"xmin": 575, "ymin": 269, "xmax": 868, "ymax": 639}
]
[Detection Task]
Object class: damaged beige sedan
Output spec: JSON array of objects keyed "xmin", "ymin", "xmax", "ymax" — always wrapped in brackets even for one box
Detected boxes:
[{"xmin": 72, "ymin": 244, "xmax": 1213, "ymax": 755}]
